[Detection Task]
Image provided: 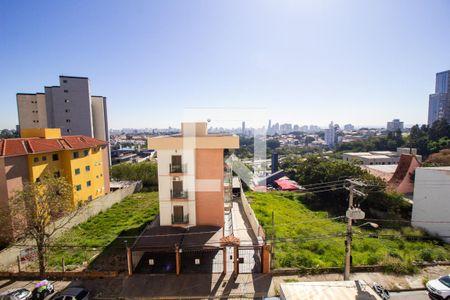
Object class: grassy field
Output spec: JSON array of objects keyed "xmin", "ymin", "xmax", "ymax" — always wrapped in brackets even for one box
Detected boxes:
[
  {"xmin": 248, "ymin": 192, "xmax": 450, "ymax": 273},
  {"xmin": 46, "ymin": 192, "xmax": 159, "ymax": 271}
]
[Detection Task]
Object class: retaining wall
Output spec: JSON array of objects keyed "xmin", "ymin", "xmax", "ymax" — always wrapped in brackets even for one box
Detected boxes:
[{"xmin": 240, "ymin": 185, "xmax": 265, "ymax": 242}]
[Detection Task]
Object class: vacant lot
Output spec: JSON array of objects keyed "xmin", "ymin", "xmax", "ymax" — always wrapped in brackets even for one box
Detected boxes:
[
  {"xmin": 248, "ymin": 192, "xmax": 450, "ymax": 273},
  {"xmin": 46, "ymin": 192, "xmax": 159, "ymax": 271}
]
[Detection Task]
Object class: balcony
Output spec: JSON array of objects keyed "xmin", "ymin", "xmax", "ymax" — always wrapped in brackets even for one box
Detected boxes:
[
  {"xmin": 170, "ymin": 163, "xmax": 187, "ymax": 174},
  {"xmin": 171, "ymin": 189, "xmax": 189, "ymax": 199},
  {"xmin": 172, "ymin": 214, "xmax": 189, "ymax": 224}
]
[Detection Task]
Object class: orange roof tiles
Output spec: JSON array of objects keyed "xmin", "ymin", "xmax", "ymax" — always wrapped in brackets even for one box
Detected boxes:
[{"xmin": 0, "ymin": 136, "xmax": 107, "ymax": 157}]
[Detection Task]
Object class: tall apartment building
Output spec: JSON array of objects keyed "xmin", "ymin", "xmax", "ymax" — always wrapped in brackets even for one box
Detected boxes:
[
  {"xmin": 386, "ymin": 118, "xmax": 404, "ymax": 132},
  {"xmin": 0, "ymin": 128, "xmax": 110, "ymax": 244},
  {"xmin": 17, "ymin": 76, "xmax": 109, "ymax": 141},
  {"xmin": 428, "ymin": 70, "xmax": 450, "ymax": 125},
  {"xmin": 148, "ymin": 122, "xmax": 239, "ymax": 228},
  {"xmin": 324, "ymin": 121, "xmax": 336, "ymax": 147}
]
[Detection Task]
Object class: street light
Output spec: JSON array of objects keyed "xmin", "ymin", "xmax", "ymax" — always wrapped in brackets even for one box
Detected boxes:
[{"xmin": 355, "ymin": 222, "xmax": 379, "ymax": 229}]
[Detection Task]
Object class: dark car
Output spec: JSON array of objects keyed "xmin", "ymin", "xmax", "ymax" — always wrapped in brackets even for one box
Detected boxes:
[{"xmin": 50, "ymin": 288, "xmax": 89, "ymax": 300}]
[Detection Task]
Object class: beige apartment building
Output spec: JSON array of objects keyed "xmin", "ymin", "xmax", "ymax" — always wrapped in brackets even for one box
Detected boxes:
[
  {"xmin": 148, "ymin": 122, "xmax": 239, "ymax": 227},
  {"xmin": 16, "ymin": 76, "xmax": 108, "ymax": 141}
]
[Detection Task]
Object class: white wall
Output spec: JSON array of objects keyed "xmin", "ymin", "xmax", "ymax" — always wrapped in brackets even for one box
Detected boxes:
[
  {"xmin": 156, "ymin": 149, "xmax": 196, "ymax": 226},
  {"xmin": 412, "ymin": 167, "xmax": 450, "ymax": 243}
]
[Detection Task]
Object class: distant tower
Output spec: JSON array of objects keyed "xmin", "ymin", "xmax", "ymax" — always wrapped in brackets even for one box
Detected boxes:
[
  {"xmin": 428, "ymin": 70, "xmax": 450, "ymax": 125},
  {"xmin": 242, "ymin": 121, "xmax": 246, "ymax": 135},
  {"xmin": 324, "ymin": 121, "xmax": 336, "ymax": 147}
]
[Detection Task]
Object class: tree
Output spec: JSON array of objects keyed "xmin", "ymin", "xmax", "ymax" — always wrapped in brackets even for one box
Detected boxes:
[
  {"xmin": 9, "ymin": 174, "xmax": 79, "ymax": 275},
  {"xmin": 111, "ymin": 161, "xmax": 158, "ymax": 190}
]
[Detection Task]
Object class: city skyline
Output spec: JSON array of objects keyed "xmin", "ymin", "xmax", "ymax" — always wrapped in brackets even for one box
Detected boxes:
[{"xmin": 1, "ymin": 1, "xmax": 450, "ymax": 129}]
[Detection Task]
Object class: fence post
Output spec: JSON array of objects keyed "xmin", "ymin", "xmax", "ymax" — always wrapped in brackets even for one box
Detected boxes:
[
  {"xmin": 233, "ymin": 245, "xmax": 239, "ymax": 276},
  {"xmin": 223, "ymin": 247, "xmax": 227, "ymax": 274},
  {"xmin": 17, "ymin": 256, "xmax": 21, "ymax": 273},
  {"xmin": 175, "ymin": 244, "xmax": 181, "ymax": 275},
  {"xmin": 262, "ymin": 244, "xmax": 271, "ymax": 273},
  {"xmin": 126, "ymin": 246, "xmax": 133, "ymax": 276},
  {"xmin": 62, "ymin": 257, "xmax": 66, "ymax": 273}
]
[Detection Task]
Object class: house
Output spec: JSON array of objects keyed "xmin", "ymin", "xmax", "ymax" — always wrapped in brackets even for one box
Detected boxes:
[
  {"xmin": 412, "ymin": 166, "xmax": 450, "ymax": 243},
  {"xmin": 343, "ymin": 148, "xmax": 421, "ymax": 166},
  {"xmin": 0, "ymin": 128, "xmax": 110, "ymax": 244}
]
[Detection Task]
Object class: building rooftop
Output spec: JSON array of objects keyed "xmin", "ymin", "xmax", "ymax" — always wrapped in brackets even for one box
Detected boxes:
[{"xmin": 0, "ymin": 136, "xmax": 107, "ymax": 157}]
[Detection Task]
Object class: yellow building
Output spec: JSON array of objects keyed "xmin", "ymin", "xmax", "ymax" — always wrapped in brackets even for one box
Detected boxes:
[{"xmin": 0, "ymin": 128, "xmax": 110, "ymax": 206}]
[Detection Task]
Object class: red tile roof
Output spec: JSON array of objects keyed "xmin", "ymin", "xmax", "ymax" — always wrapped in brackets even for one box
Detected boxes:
[{"xmin": 0, "ymin": 136, "xmax": 107, "ymax": 157}]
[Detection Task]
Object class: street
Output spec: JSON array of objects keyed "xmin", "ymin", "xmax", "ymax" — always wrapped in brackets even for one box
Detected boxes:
[{"xmin": 391, "ymin": 290, "xmax": 430, "ymax": 300}]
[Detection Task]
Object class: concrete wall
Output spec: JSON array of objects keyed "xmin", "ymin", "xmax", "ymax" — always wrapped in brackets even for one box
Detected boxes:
[
  {"xmin": 412, "ymin": 167, "xmax": 450, "ymax": 243},
  {"xmin": 240, "ymin": 186, "xmax": 265, "ymax": 242}
]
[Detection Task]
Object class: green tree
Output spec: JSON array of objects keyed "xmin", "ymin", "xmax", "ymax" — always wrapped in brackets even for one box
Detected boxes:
[
  {"xmin": 8, "ymin": 174, "xmax": 78, "ymax": 275},
  {"xmin": 111, "ymin": 161, "xmax": 158, "ymax": 190}
]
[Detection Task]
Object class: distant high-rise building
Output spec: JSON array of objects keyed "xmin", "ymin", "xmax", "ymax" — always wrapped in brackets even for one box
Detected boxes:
[
  {"xmin": 17, "ymin": 76, "xmax": 109, "ymax": 141},
  {"xmin": 343, "ymin": 124, "xmax": 354, "ymax": 131},
  {"xmin": 242, "ymin": 121, "xmax": 246, "ymax": 135},
  {"xmin": 386, "ymin": 119, "xmax": 404, "ymax": 132},
  {"xmin": 428, "ymin": 70, "xmax": 450, "ymax": 125},
  {"xmin": 324, "ymin": 121, "xmax": 336, "ymax": 147}
]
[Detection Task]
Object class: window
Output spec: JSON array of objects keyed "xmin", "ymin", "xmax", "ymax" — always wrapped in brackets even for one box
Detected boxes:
[
  {"xmin": 73, "ymin": 152, "xmax": 79, "ymax": 159},
  {"xmin": 52, "ymin": 154, "xmax": 59, "ymax": 161},
  {"xmin": 36, "ymin": 177, "xmax": 40, "ymax": 183},
  {"xmin": 65, "ymin": 109, "xmax": 70, "ymax": 113},
  {"xmin": 85, "ymin": 165, "xmax": 90, "ymax": 172},
  {"xmin": 83, "ymin": 149, "xmax": 89, "ymax": 156},
  {"xmin": 33, "ymin": 157, "xmax": 39, "ymax": 163},
  {"xmin": 66, "ymin": 129, "xmax": 71, "ymax": 133},
  {"xmin": 86, "ymin": 180, "xmax": 91, "ymax": 187},
  {"xmin": 75, "ymin": 185, "xmax": 82, "ymax": 191},
  {"xmin": 66, "ymin": 119, "xmax": 71, "ymax": 123},
  {"xmin": 64, "ymin": 89, "xmax": 68, "ymax": 93},
  {"xmin": 64, "ymin": 99, "xmax": 70, "ymax": 103},
  {"xmin": 63, "ymin": 79, "xmax": 67, "ymax": 83},
  {"xmin": 42, "ymin": 156, "xmax": 47, "ymax": 161},
  {"xmin": 75, "ymin": 168, "xmax": 80, "ymax": 175},
  {"xmin": 54, "ymin": 171, "xmax": 60, "ymax": 178}
]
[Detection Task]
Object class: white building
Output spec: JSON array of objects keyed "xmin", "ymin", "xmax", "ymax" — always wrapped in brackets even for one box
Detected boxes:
[
  {"xmin": 324, "ymin": 121, "xmax": 336, "ymax": 147},
  {"xmin": 386, "ymin": 118, "xmax": 404, "ymax": 132},
  {"xmin": 412, "ymin": 167, "xmax": 450, "ymax": 243},
  {"xmin": 343, "ymin": 148, "xmax": 421, "ymax": 165}
]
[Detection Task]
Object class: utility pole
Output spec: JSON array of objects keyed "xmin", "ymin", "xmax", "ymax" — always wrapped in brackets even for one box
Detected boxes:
[
  {"xmin": 271, "ymin": 211, "xmax": 275, "ymax": 269},
  {"xmin": 344, "ymin": 179, "xmax": 367, "ymax": 281}
]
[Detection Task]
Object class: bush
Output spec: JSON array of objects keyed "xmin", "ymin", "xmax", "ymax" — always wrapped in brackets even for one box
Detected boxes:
[{"xmin": 111, "ymin": 162, "xmax": 158, "ymax": 190}]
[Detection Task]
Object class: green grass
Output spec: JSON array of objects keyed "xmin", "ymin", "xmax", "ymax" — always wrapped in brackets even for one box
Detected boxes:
[
  {"xmin": 47, "ymin": 192, "xmax": 159, "ymax": 270},
  {"xmin": 248, "ymin": 192, "xmax": 450, "ymax": 273}
]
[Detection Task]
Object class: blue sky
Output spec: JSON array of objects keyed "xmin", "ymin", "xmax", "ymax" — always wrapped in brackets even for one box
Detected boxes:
[{"xmin": 1, "ymin": 0, "xmax": 449, "ymax": 129}]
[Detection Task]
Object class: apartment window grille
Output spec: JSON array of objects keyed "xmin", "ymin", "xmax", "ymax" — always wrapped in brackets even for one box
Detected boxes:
[
  {"xmin": 75, "ymin": 185, "xmax": 81, "ymax": 191},
  {"xmin": 86, "ymin": 181, "xmax": 91, "ymax": 187},
  {"xmin": 85, "ymin": 165, "xmax": 90, "ymax": 172},
  {"xmin": 75, "ymin": 168, "xmax": 80, "ymax": 175},
  {"xmin": 52, "ymin": 154, "xmax": 59, "ymax": 161},
  {"xmin": 33, "ymin": 157, "xmax": 39, "ymax": 163},
  {"xmin": 64, "ymin": 89, "xmax": 68, "ymax": 93}
]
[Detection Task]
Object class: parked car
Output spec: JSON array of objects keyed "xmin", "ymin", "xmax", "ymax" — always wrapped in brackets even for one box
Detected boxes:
[
  {"xmin": 50, "ymin": 288, "xmax": 89, "ymax": 300},
  {"xmin": 372, "ymin": 282, "xmax": 390, "ymax": 300},
  {"xmin": 31, "ymin": 280, "xmax": 54, "ymax": 300},
  {"xmin": 0, "ymin": 288, "xmax": 32, "ymax": 300},
  {"xmin": 426, "ymin": 274, "xmax": 450, "ymax": 299}
]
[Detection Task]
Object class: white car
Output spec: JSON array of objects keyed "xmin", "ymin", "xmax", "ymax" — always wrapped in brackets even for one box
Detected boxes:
[
  {"xmin": 427, "ymin": 274, "xmax": 450, "ymax": 299},
  {"xmin": 0, "ymin": 288, "xmax": 32, "ymax": 300}
]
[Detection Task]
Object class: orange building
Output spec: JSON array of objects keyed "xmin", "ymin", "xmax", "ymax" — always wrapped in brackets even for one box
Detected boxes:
[{"xmin": 148, "ymin": 122, "xmax": 239, "ymax": 228}]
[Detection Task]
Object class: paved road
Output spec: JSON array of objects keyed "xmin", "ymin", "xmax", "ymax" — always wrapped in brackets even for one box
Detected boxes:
[{"xmin": 390, "ymin": 290, "xmax": 430, "ymax": 300}]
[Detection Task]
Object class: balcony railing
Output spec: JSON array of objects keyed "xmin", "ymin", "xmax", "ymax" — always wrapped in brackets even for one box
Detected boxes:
[
  {"xmin": 170, "ymin": 164, "xmax": 187, "ymax": 174},
  {"xmin": 172, "ymin": 214, "xmax": 189, "ymax": 224},
  {"xmin": 171, "ymin": 189, "xmax": 189, "ymax": 199}
]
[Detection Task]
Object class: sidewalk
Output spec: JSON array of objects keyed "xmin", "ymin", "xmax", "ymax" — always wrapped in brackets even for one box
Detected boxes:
[{"xmin": 2, "ymin": 266, "xmax": 447, "ymax": 298}]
